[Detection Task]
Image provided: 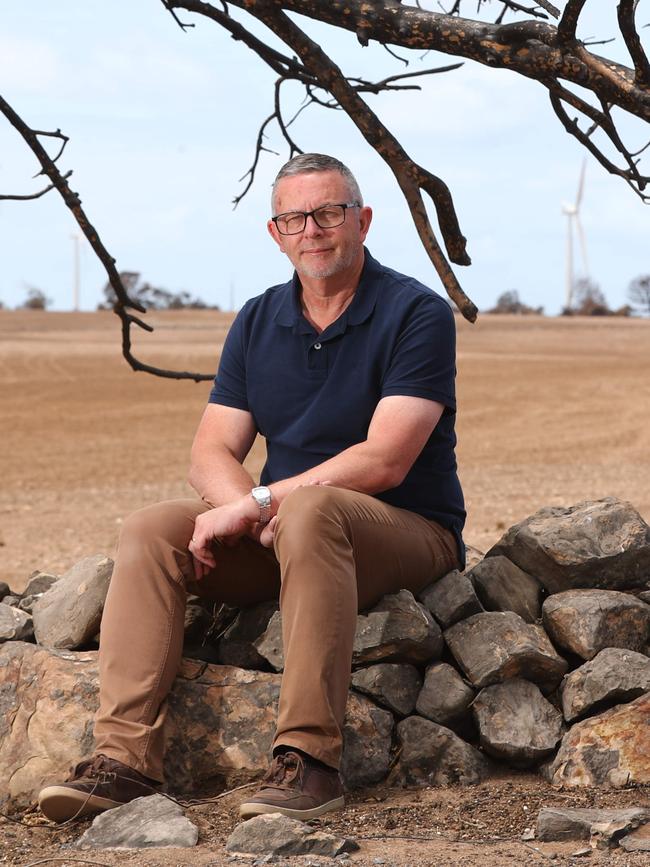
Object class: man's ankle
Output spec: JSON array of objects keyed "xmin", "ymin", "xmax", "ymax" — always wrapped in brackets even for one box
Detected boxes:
[{"xmin": 273, "ymin": 744, "xmax": 337, "ymax": 773}]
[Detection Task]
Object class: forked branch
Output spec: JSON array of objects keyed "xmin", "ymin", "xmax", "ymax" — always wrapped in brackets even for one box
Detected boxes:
[{"xmin": 0, "ymin": 93, "xmax": 214, "ymax": 381}]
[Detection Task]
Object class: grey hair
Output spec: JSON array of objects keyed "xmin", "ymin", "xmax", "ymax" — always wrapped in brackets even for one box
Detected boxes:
[{"xmin": 271, "ymin": 153, "xmax": 363, "ymax": 214}]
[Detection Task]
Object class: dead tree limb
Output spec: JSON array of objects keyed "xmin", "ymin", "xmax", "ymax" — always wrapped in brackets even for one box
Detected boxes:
[{"xmin": 0, "ymin": 93, "xmax": 214, "ymax": 381}]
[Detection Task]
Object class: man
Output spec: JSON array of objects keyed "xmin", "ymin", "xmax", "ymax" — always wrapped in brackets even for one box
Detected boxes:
[{"xmin": 38, "ymin": 153, "xmax": 465, "ymax": 823}]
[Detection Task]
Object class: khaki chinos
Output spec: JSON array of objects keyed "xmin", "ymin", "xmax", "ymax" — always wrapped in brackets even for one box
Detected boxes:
[{"xmin": 94, "ymin": 484, "xmax": 459, "ymax": 781}]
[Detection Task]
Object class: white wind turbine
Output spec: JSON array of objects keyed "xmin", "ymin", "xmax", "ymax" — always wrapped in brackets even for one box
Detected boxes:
[{"xmin": 561, "ymin": 160, "xmax": 590, "ymax": 311}]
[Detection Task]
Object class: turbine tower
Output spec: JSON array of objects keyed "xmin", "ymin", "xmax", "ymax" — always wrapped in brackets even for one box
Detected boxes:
[{"xmin": 561, "ymin": 160, "xmax": 590, "ymax": 311}]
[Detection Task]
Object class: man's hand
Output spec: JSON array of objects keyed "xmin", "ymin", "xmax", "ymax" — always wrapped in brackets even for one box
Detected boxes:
[{"xmin": 188, "ymin": 495, "xmax": 258, "ymax": 580}]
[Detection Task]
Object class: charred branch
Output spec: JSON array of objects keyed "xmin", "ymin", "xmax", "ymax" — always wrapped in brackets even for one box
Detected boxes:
[
  {"xmin": 214, "ymin": 1, "xmax": 650, "ymax": 126},
  {"xmin": 0, "ymin": 171, "xmax": 72, "ymax": 201},
  {"xmin": 0, "ymin": 93, "xmax": 213, "ymax": 381},
  {"xmin": 548, "ymin": 83, "xmax": 650, "ymax": 201},
  {"xmin": 557, "ymin": 0, "xmax": 588, "ymax": 47},
  {"xmin": 618, "ymin": 0, "xmax": 650, "ymax": 88}
]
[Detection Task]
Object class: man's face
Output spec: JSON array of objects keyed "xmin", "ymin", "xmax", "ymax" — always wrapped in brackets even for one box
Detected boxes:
[{"xmin": 268, "ymin": 170, "xmax": 372, "ymax": 281}]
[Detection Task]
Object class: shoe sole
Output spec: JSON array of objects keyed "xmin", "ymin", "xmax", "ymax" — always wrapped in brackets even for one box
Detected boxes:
[
  {"xmin": 239, "ymin": 794, "xmax": 345, "ymax": 821},
  {"xmin": 38, "ymin": 785, "xmax": 123, "ymax": 823}
]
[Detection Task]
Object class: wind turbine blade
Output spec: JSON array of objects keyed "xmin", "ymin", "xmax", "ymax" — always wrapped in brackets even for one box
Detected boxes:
[
  {"xmin": 575, "ymin": 159, "xmax": 587, "ymax": 210},
  {"xmin": 575, "ymin": 214, "xmax": 589, "ymax": 277}
]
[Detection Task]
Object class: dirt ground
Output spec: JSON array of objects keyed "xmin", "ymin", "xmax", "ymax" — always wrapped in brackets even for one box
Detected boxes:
[{"xmin": 1, "ymin": 309, "xmax": 650, "ymax": 865}]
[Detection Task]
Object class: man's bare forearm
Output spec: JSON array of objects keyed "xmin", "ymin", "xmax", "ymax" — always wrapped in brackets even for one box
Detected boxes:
[
  {"xmin": 188, "ymin": 445, "xmax": 256, "ymax": 507},
  {"xmin": 268, "ymin": 441, "xmax": 398, "ymax": 508}
]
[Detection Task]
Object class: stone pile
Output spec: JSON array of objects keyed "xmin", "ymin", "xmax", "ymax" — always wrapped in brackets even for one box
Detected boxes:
[{"xmin": 1, "ymin": 496, "xmax": 650, "ymax": 814}]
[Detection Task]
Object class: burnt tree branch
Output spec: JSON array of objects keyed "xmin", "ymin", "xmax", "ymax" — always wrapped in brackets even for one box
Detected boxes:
[
  {"xmin": 618, "ymin": 0, "xmax": 650, "ymax": 88},
  {"xmin": 0, "ymin": 93, "xmax": 214, "ymax": 381}
]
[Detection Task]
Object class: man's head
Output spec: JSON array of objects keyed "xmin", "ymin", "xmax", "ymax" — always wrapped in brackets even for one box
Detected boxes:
[{"xmin": 268, "ymin": 153, "xmax": 372, "ymax": 282}]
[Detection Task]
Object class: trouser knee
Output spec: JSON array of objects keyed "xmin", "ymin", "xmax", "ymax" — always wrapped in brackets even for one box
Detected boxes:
[
  {"xmin": 119, "ymin": 499, "xmax": 198, "ymax": 551},
  {"xmin": 274, "ymin": 486, "xmax": 350, "ymax": 555}
]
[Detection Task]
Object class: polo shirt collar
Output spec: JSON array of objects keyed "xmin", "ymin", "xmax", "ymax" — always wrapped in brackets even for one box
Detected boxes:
[{"xmin": 273, "ymin": 247, "xmax": 381, "ymax": 332}]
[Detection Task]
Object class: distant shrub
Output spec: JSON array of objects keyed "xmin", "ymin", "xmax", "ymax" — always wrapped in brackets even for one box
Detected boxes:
[
  {"xmin": 22, "ymin": 287, "xmax": 51, "ymax": 310},
  {"xmin": 562, "ymin": 278, "xmax": 613, "ymax": 316},
  {"xmin": 488, "ymin": 290, "xmax": 543, "ymax": 315}
]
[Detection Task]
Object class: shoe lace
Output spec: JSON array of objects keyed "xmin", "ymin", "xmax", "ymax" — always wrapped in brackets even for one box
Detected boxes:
[
  {"xmin": 71, "ymin": 754, "xmax": 119, "ymax": 784},
  {"xmin": 263, "ymin": 752, "xmax": 305, "ymax": 790}
]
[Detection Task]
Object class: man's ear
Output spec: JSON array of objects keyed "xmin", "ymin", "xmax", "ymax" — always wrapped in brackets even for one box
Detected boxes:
[
  {"xmin": 358, "ymin": 206, "xmax": 372, "ymax": 243},
  {"xmin": 267, "ymin": 219, "xmax": 286, "ymax": 253}
]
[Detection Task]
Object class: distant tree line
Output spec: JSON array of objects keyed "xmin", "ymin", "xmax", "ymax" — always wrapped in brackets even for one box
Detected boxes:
[
  {"xmin": 3, "ymin": 274, "xmax": 649, "ymax": 316},
  {"xmin": 98, "ymin": 272, "xmax": 219, "ymax": 311},
  {"xmin": 0, "ymin": 274, "xmax": 219, "ymax": 311},
  {"xmin": 489, "ymin": 275, "xmax": 650, "ymax": 317}
]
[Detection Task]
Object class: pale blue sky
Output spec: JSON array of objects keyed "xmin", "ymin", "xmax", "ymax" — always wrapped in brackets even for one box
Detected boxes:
[{"xmin": 1, "ymin": 1, "xmax": 648, "ymax": 314}]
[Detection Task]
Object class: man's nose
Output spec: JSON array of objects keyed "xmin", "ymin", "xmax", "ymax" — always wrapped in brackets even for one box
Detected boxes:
[{"xmin": 303, "ymin": 214, "xmax": 324, "ymax": 236}]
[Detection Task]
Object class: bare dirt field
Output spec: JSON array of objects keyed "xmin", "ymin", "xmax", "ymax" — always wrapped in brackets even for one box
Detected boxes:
[{"xmin": 1, "ymin": 309, "xmax": 650, "ymax": 866}]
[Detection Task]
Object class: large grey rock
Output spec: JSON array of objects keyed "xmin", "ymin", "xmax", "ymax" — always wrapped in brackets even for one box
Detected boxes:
[
  {"xmin": 75, "ymin": 794, "xmax": 198, "ymax": 849},
  {"xmin": 0, "ymin": 642, "xmax": 392, "ymax": 809},
  {"xmin": 0, "ymin": 604, "xmax": 33, "ymax": 642},
  {"xmin": 219, "ymin": 600, "xmax": 278, "ymax": 669},
  {"xmin": 543, "ymin": 590, "xmax": 650, "ymax": 661},
  {"xmin": 340, "ymin": 694, "xmax": 394, "ymax": 786},
  {"xmin": 351, "ymin": 663, "xmax": 421, "ymax": 716},
  {"xmin": 226, "ymin": 814, "xmax": 359, "ymax": 857},
  {"xmin": 472, "ymin": 679, "xmax": 563, "ymax": 766},
  {"xmin": 353, "ymin": 590, "xmax": 443, "ymax": 666},
  {"xmin": 418, "ymin": 571, "xmax": 482, "ymax": 628},
  {"xmin": 0, "ymin": 582, "xmax": 11, "ymax": 601},
  {"xmin": 444, "ymin": 611, "xmax": 568, "ymax": 692},
  {"xmin": 415, "ymin": 662, "xmax": 474, "ymax": 726},
  {"xmin": 392, "ymin": 715, "xmax": 490, "ymax": 787},
  {"xmin": 254, "ymin": 609, "xmax": 284, "ymax": 671},
  {"xmin": 536, "ymin": 807, "xmax": 649, "ymax": 843},
  {"xmin": 32, "ymin": 555, "xmax": 113, "ymax": 649},
  {"xmin": 486, "ymin": 498, "xmax": 650, "ymax": 594},
  {"xmin": 560, "ymin": 648, "xmax": 650, "ymax": 722},
  {"xmin": 544, "ymin": 692, "xmax": 650, "ymax": 787},
  {"xmin": 469, "ymin": 556, "xmax": 543, "ymax": 623}
]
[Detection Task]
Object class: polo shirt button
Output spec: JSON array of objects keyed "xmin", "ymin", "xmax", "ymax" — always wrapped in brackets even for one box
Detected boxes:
[{"xmin": 313, "ymin": 342, "xmax": 322, "ymax": 350}]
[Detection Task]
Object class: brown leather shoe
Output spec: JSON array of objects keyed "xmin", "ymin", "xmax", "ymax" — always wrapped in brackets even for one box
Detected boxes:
[
  {"xmin": 239, "ymin": 751, "xmax": 344, "ymax": 821},
  {"xmin": 38, "ymin": 754, "xmax": 160, "ymax": 822}
]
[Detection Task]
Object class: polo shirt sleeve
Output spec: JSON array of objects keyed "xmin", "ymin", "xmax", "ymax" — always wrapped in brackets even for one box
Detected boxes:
[
  {"xmin": 381, "ymin": 296, "xmax": 456, "ymax": 411},
  {"xmin": 208, "ymin": 309, "xmax": 249, "ymax": 411}
]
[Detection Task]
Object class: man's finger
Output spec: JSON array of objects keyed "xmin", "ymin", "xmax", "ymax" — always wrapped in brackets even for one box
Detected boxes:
[
  {"xmin": 260, "ymin": 515, "xmax": 277, "ymax": 548},
  {"xmin": 192, "ymin": 554, "xmax": 204, "ymax": 582}
]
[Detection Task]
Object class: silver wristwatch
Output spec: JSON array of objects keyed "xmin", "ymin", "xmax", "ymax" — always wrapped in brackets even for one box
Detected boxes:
[{"xmin": 251, "ymin": 485, "xmax": 272, "ymax": 524}]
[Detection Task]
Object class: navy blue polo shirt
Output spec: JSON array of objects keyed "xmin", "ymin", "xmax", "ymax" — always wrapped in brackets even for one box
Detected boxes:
[{"xmin": 209, "ymin": 249, "xmax": 465, "ymax": 563}]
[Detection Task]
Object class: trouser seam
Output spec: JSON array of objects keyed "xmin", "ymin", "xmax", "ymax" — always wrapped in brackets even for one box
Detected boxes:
[{"xmin": 138, "ymin": 591, "xmax": 178, "ymax": 767}]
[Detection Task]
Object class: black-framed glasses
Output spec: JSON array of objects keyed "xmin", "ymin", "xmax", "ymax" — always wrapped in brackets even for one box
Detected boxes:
[{"xmin": 272, "ymin": 202, "xmax": 360, "ymax": 235}]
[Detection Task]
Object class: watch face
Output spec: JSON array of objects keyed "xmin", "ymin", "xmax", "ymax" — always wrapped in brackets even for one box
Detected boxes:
[{"xmin": 252, "ymin": 486, "xmax": 271, "ymax": 506}]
